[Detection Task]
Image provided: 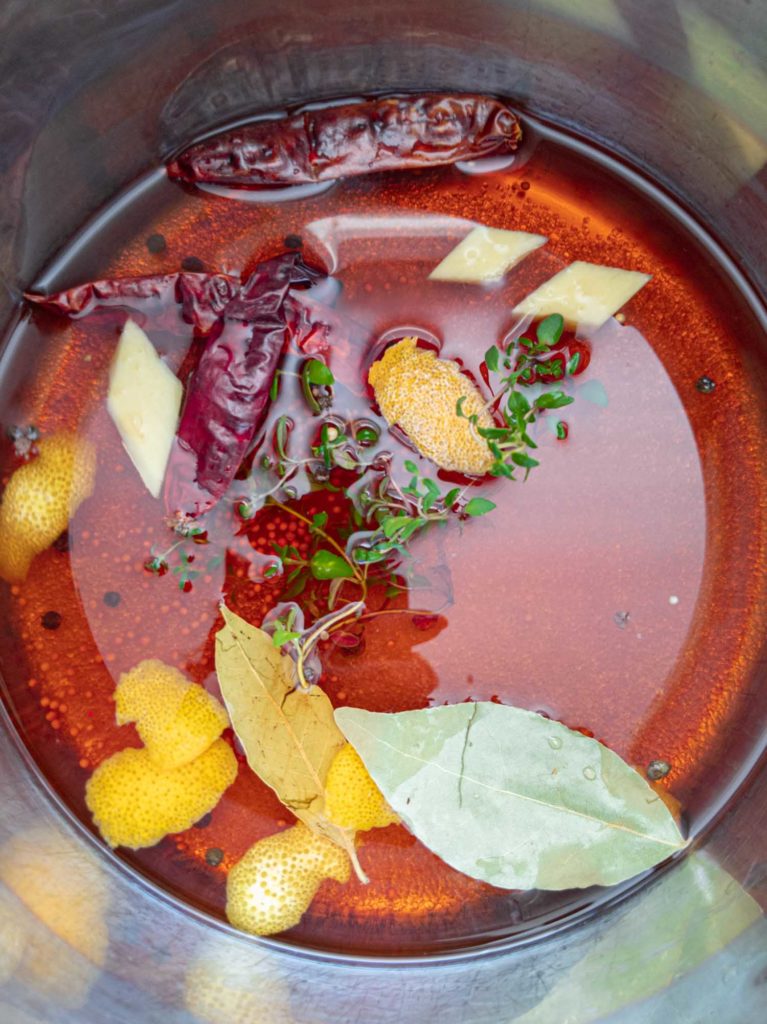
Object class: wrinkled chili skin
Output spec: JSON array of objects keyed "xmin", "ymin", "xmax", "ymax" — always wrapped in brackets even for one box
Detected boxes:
[
  {"xmin": 26, "ymin": 272, "xmax": 239, "ymax": 335},
  {"xmin": 167, "ymin": 94, "xmax": 522, "ymax": 188},
  {"xmin": 165, "ymin": 253, "xmax": 321, "ymax": 519},
  {"xmin": 27, "ymin": 254, "xmax": 325, "ymax": 519}
]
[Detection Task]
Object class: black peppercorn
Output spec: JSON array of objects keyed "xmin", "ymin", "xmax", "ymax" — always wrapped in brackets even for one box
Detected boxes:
[
  {"xmin": 647, "ymin": 759, "xmax": 671, "ymax": 780},
  {"xmin": 146, "ymin": 233, "xmax": 167, "ymax": 254},
  {"xmin": 181, "ymin": 256, "xmax": 205, "ymax": 272},
  {"xmin": 103, "ymin": 591, "xmax": 121, "ymax": 608},
  {"xmin": 53, "ymin": 531, "xmax": 70, "ymax": 553},
  {"xmin": 41, "ymin": 611, "xmax": 62, "ymax": 630}
]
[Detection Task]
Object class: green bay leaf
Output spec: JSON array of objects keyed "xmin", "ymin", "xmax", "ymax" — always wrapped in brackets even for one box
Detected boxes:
[{"xmin": 334, "ymin": 702, "xmax": 687, "ymax": 890}]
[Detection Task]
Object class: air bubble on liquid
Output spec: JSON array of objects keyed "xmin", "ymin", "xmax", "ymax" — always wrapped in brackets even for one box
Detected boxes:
[
  {"xmin": 455, "ymin": 153, "xmax": 518, "ymax": 176},
  {"xmin": 197, "ymin": 179, "xmax": 337, "ymax": 204},
  {"xmin": 547, "ymin": 736, "xmax": 563, "ymax": 750},
  {"xmin": 583, "ymin": 766, "xmax": 597, "ymax": 781},
  {"xmin": 375, "ymin": 325, "xmax": 442, "ymax": 353}
]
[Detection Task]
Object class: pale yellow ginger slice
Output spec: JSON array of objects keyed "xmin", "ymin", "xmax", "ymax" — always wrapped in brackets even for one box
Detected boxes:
[
  {"xmin": 429, "ymin": 226, "xmax": 547, "ymax": 283},
  {"xmin": 368, "ymin": 337, "xmax": 494, "ymax": 475},
  {"xmin": 325, "ymin": 743, "xmax": 398, "ymax": 832},
  {"xmin": 512, "ymin": 260, "xmax": 651, "ymax": 331},
  {"xmin": 107, "ymin": 318, "xmax": 183, "ymax": 498},
  {"xmin": 185, "ymin": 946, "xmax": 293, "ymax": 1024},
  {"xmin": 115, "ymin": 659, "xmax": 229, "ymax": 770},
  {"xmin": 0, "ymin": 433, "xmax": 96, "ymax": 583},
  {"xmin": 85, "ymin": 739, "xmax": 237, "ymax": 849},
  {"xmin": 226, "ymin": 822, "xmax": 350, "ymax": 936}
]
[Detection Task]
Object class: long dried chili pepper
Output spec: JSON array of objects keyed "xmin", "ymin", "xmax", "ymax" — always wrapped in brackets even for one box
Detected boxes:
[
  {"xmin": 167, "ymin": 94, "xmax": 522, "ymax": 188},
  {"xmin": 27, "ymin": 253, "xmax": 324, "ymax": 519},
  {"xmin": 27, "ymin": 272, "xmax": 240, "ymax": 335}
]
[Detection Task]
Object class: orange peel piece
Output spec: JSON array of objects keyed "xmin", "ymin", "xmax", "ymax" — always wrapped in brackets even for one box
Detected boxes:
[
  {"xmin": 325, "ymin": 742, "xmax": 398, "ymax": 832},
  {"xmin": 226, "ymin": 823, "xmax": 350, "ymax": 936},
  {"xmin": 368, "ymin": 337, "xmax": 494, "ymax": 475},
  {"xmin": 115, "ymin": 659, "xmax": 229, "ymax": 770},
  {"xmin": 0, "ymin": 433, "xmax": 96, "ymax": 582},
  {"xmin": 85, "ymin": 739, "xmax": 237, "ymax": 849}
]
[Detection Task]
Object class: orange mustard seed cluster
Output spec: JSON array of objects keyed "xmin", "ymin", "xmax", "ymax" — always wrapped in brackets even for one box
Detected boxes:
[
  {"xmin": 0, "ymin": 434, "xmax": 96, "ymax": 583},
  {"xmin": 368, "ymin": 337, "xmax": 494, "ymax": 475},
  {"xmin": 85, "ymin": 659, "xmax": 236, "ymax": 849}
]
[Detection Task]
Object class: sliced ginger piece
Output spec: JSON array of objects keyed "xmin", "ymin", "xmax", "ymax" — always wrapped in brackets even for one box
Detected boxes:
[
  {"xmin": 325, "ymin": 743, "xmax": 398, "ymax": 832},
  {"xmin": 107, "ymin": 318, "xmax": 183, "ymax": 498},
  {"xmin": 429, "ymin": 226, "xmax": 547, "ymax": 283},
  {"xmin": 85, "ymin": 739, "xmax": 237, "ymax": 849},
  {"xmin": 0, "ymin": 433, "xmax": 96, "ymax": 583},
  {"xmin": 226, "ymin": 822, "xmax": 350, "ymax": 936},
  {"xmin": 368, "ymin": 337, "xmax": 494, "ymax": 475},
  {"xmin": 115, "ymin": 659, "xmax": 229, "ymax": 770},
  {"xmin": 512, "ymin": 260, "xmax": 651, "ymax": 331}
]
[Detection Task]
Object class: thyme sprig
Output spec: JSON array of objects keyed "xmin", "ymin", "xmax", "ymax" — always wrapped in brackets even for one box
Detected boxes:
[{"xmin": 460, "ymin": 313, "xmax": 576, "ymax": 480}]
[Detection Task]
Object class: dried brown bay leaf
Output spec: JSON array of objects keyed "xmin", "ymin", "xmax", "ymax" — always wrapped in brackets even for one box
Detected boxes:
[
  {"xmin": 215, "ymin": 604, "xmax": 366, "ymax": 881},
  {"xmin": 335, "ymin": 702, "xmax": 687, "ymax": 890}
]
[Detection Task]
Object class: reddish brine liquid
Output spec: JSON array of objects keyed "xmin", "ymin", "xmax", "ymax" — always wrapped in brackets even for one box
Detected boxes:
[{"xmin": 1, "ymin": 115, "xmax": 766, "ymax": 956}]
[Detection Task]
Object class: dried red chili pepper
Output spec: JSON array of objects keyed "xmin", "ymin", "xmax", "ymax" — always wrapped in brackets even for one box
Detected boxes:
[
  {"xmin": 26, "ymin": 271, "xmax": 240, "ymax": 335},
  {"xmin": 27, "ymin": 253, "xmax": 324, "ymax": 519},
  {"xmin": 165, "ymin": 253, "xmax": 320, "ymax": 519},
  {"xmin": 167, "ymin": 94, "xmax": 522, "ymax": 188}
]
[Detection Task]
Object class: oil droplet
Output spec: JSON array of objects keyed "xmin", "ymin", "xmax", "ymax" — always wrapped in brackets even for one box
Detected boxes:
[
  {"xmin": 548, "ymin": 736, "xmax": 563, "ymax": 750},
  {"xmin": 583, "ymin": 766, "xmax": 597, "ymax": 780}
]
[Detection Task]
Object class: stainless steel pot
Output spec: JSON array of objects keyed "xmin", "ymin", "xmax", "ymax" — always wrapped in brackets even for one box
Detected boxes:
[{"xmin": 0, "ymin": 2, "xmax": 765, "ymax": 1021}]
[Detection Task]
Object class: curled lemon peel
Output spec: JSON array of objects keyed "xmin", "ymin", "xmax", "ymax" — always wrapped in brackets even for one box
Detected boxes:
[
  {"xmin": 368, "ymin": 337, "xmax": 494, "ymax": 475},
  {"xmin": 0, "ymin": 433, "xmax": 96, "ymax": 582},
  {"xmin": 115, "ymin": 659, "xmax": 229, "ymax": 770},
  {"xmin": 325, "ymin": 743, "xmax": 398, "ymax": 832},
  {"xmin": 226, "ymin": 823, "xmax": 350, "ymax": 936},
  {"xmin": 85, "ymin": 739, "xmax": 237, "ymax": 850}
]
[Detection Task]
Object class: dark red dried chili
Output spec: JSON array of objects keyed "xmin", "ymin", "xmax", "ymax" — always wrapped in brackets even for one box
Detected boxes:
[
  {"xmin": 27, "ymin": 253, "xmax": 325, "ymax": 520},
  {"xmin": 26, "ymin": 271, "xmax": 240, "ymax": 335},
  {"xmin": 167, "ymin": 94, "xmax": 522, "ymax": 188},
  {"xmin": 165, "ymin": 253, "xmax": 320, "ymax": 518}
]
